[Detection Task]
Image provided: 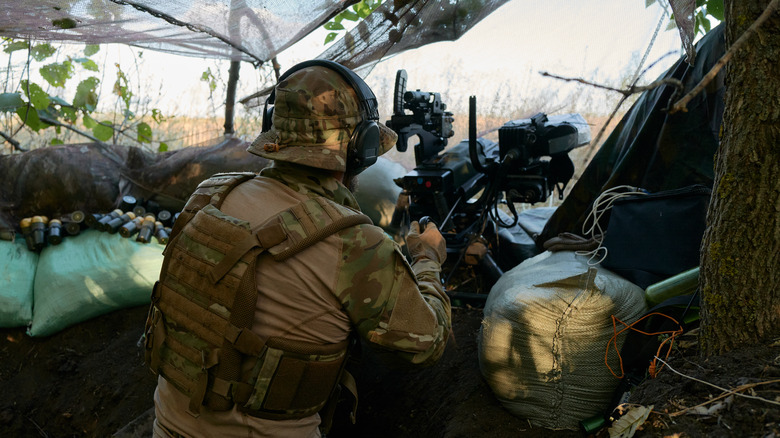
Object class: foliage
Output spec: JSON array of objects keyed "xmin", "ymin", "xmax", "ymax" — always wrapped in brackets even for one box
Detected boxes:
[
  {"xmin": 648, "ymin": 0, "xmax": 724, "ymax": 36},
  {"xmin": 322, "ymin": 0, "xmax": 382, "ymax": 44},
  {"xmin": 0, "ymin": 38, "xmax": 168, "ymax": 151}
]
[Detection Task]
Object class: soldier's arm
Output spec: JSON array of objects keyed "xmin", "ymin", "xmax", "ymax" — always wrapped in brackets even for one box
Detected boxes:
[{"xmin": 335, "ymin": 224, "xmax": 451, "ymax": 367}]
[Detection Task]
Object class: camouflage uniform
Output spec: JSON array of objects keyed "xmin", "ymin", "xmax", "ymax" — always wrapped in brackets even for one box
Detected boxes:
[{"xmin": 153, "ymin": 65, "xmax": 451, "ymax": 438}]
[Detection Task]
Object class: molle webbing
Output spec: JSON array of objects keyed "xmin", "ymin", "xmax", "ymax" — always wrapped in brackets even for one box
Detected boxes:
[{"xmin": 145, "ymin": 172, "xmax": 371, "ymax": 419}]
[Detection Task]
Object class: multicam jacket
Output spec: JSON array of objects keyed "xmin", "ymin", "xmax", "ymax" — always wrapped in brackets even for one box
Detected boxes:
[{"xmin": 153, "ymin": 161, "xmax": 452, "ymax": 438}]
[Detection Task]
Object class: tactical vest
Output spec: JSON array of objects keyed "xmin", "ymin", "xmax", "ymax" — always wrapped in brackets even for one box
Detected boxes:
[{"xmin": 143, "ymin": 172, "xmax": 371, "ymax": 421}]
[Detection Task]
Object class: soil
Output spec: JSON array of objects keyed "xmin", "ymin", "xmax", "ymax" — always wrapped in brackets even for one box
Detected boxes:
[{"xmin": 1, "ymin": 304, "xmax": 778, "ymax": 438}]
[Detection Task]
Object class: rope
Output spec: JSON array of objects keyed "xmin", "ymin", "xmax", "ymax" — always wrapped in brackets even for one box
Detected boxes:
[
  {"xmin": 576, "ymin": 185, "xmax": 648, "ymax": 265},
  {"xmin": 605, "ymin": 312, "xmax": 684, "ymax": 379}
]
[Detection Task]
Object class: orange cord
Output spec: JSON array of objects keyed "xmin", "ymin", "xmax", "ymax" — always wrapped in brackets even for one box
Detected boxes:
[{"xmin": 605, "ymin": 312, "xmax": 684, "ymax": 379}]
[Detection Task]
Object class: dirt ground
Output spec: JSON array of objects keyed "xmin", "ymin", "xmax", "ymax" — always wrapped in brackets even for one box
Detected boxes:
[{"xmin": 1, "ymin": 304, "xmax": 778, "ymax": 438}]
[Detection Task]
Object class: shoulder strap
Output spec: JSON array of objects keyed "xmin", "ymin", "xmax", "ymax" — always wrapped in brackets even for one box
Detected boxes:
[
  {"xmin": 210, "ymin": 196, "xmax": 372, "ymax": 283},
  {"xmin": 170, "ymin": 172, "xmax": 256, "ymax": 240}
]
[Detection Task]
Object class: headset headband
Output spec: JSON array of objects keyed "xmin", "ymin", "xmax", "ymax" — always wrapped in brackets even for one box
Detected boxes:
[{"xmin": 268, "ymin": 59, "xmax": 379, "ymax": 121}]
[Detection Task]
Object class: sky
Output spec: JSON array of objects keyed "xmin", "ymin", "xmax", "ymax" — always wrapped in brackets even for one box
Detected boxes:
[{"xmin": 3, "ymin": 0, "xmax": 688, "ymax": 126}]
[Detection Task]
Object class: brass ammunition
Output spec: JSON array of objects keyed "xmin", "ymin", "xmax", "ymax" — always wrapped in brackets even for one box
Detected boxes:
[
  {"xmin": 47, "ymin": 219, "xmax": 63, "ymax": 245},
  {"xmin": 154, "ymin": 221, "xmax": 169, "ymax": 245},
  {"xmin": 136, "ymin": 215, "xmax": 156, "ymax": 243},
  {"xmin": 106, "ymin": 211, "xmax": 136, "ymax": 234},
  {"xmin": 97, "ymin": 209, "xmax": 123, "ymax": 231},
  {"xmin": 157, "ymin": 210, "xmax": 172, "ymax": 227},
  {"xmin": 20, "ymin": 218, "xmax": 36, "ymax": 251},
  {"xmin": 119, "ymin": 217, "xmax": 143, "ymax": 238},
  {"xmin": 31, "ymin": 216, "xmax": 48, "ymax": 251},
  {"xmin": 84, "ymin": 213, "xmax": 104, "ymax": 229}
]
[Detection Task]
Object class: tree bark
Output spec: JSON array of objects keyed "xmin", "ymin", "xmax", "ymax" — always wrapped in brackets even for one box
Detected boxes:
[{"xmin": 699, "ymin": 0, "xmax": 780, "ymax": 355}]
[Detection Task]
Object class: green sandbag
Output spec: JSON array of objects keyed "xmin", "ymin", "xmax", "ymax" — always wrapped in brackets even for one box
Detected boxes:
[
  {"xmin": 28, "ymin": 230, "xmax": 164, "ymax": 337},
  {"xmin": 0, "ymin": 237, "xmax": 37, "ymax": 328}
]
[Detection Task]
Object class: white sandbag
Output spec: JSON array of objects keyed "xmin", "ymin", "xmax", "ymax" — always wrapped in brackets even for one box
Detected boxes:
[
  {"xmin": 0, "ymin": 237, "xmax": 37, "ymax": 328},
  {"xmin": 353, "ymin": 156, "xmax": 405, "ymax": 232},
  {"xmin": 478, "ymin": 251, "xmax": 647, "ymax": 430},
  {"xmin": 28, "ymin": 230, "xmax": 164, "ymax": 337}
]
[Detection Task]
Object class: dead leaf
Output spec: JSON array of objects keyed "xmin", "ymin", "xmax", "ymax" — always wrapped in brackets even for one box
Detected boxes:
[{"xmin": 608, "ymin": 405, "xmax": 654, "ymax": 438}]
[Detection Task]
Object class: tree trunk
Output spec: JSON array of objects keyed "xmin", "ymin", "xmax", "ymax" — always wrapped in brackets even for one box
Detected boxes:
[{"xmin": 699, "ymin": 0, "xmax": 780, "ymax": 355}]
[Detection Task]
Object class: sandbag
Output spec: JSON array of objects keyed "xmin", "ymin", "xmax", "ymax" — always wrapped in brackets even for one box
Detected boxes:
[
  {"xmin": 28, "ymin": 230, "xmax": 164, "ymax": 337},
  {"xmin": 0, "ymin": 237, "xmax": 37, "ymax": 328},
  {"xmin": 478, "ymin": 251, "xmax": 647, "ymax": 430},
  {"xmin": 353, "ymin": 156, "xmax": 405, "ymax": 232}
]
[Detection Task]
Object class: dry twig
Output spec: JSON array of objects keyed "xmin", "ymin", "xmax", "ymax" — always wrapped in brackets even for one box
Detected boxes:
[{"xmin": 655, "ymin": 357, "xmax": 780, "ymax": 412}]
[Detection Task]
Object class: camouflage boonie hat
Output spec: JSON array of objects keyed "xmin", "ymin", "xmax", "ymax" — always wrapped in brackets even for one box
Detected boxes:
[{"xmin": 248, "ymin": 65, "xmax": 398, "ymax": 173}]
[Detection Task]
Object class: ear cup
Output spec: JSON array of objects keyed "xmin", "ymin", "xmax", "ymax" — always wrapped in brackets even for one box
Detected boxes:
[
  {"xmin": 348, "ymin": 119, "xmax": 380, "ymax": 172},
  {"xmin": 261, "ymin": 101, "xmax": 273, "ymax": 133}
]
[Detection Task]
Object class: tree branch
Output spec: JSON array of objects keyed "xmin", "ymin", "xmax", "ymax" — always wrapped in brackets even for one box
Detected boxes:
[
  {"xmin": 0, "ymin": 130, "xmax": 27, "ymax": 152},
  {"xmin": 669, "ymin": 0, "xmax": 780, "ymax": 114}
]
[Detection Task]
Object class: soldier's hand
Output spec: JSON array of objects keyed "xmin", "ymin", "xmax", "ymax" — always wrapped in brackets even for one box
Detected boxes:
[{"xmin": 407, "ymin": 219, "xmax": 446, "ymax": 264}]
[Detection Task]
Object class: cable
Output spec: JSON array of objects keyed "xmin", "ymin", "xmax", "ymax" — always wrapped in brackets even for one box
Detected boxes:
[{"xmin": 577, "ymin": 185, "xmax": 648, "ymax": 265}]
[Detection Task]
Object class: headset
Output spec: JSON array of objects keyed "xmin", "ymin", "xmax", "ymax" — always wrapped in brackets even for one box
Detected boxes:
[{"xmin": 261, "ymin": 59, "xmax": 381, "ymax": 172}]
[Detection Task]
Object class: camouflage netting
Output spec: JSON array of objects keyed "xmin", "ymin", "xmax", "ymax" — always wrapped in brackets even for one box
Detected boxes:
[
  {"xmin": 0, "ymin": 137, "xmax": 268, "ymax": 232},
  {"xmin": 0, "ymin": 0, "xmax": 509, "ymax": 71}
]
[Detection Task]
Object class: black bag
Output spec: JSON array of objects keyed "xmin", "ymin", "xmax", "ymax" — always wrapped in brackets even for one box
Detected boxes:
[{"xmin": 601, "ymin": 184, "xmax": 711, "ymax": 289}]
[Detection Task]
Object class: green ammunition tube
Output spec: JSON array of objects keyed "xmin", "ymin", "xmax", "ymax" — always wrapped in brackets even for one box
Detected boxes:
[
  {"xmin": 97, "ymin": 209, "xmax": 123, "ymax": 231},
  {"xmin": 64, "ymin": 220, "xmax": 82, "ymax": 236},
  {"xmin": 20, "ymin": 218, "xmax": 36, "ymax": 251},
  {"xmin": 119, "ymin": 216, "xmax": 143, "ymax": 238},
  {"xmin": 0, "ymin": 228, "xmax": 14, "ymax": 241},
  {"xmin": 107, "ymin": 212, "xmax": 136, "ymax": 234},
  {"xmin": 119, "ymin": 195, "xmax": 137, "ymax": 212},
  {"xmin": 157, "ymin": 210, "xmax": 173, "ymax": 227},
  {"xmin": 31, "ymin": 216, "xmax": 48, "ymax": 251},
  {"xmin": 66, "ymin": 210, "xmax": 85, "ymax": 223},
  {"xmin": 84, "ymin": 212, "xmax": 104, "ymax": 229},
  {"xmin": 133, "ymin": 205, "xmax": 147, "ymax": 217},
  {"xmin": 136, "ymin": 215, "xmax": 156, "ymax": 243},
  {"xmin": 154, "ymin": 221, "xmax": 169, "ymax": 245},
  {"xmin": 645, "ymin": 267, "xmax": 700, "ymax": 305},
  {"xmin": 47, "ymin": 219, "xmax": 63, "ymax": 245}
]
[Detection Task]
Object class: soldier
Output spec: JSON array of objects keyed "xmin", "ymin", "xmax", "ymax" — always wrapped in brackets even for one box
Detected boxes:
[{"xmin": 146, "ymin": 60, "xmax": 452, "ymax": 438}]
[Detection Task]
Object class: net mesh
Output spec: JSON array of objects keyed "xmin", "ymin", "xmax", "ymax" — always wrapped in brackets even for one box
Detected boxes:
[{"xmin": 0, "ymin": 0, "xmax": 508, "ymax": 70}]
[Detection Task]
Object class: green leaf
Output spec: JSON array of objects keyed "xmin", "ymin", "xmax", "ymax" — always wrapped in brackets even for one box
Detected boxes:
[
  {"xmin": 84, "ymin": 44, "xmax": 100, "ymax": 56},
  {"xmin": 40, "ymin": 61, "xmax": 74, "ymax": 88},
  {"xmin": 324, "ymin": 32, "xmax": 338, "ymax": 44},
  {"xmin": 15, "ymin": 106, "xmax": 50, "ymax": 132},
  {"xmin": 3, "ymin": 40, "xmax": 28, "ymax": 53},
  {"xmin": 137, "ymin": 122, "xmax": 152, "ymax": 143},
  {"xmin": 324, "ymin": 22, "xmax": 345, "ymax": 30},
  {"xmin": 83, "ymin": 113, "xmax": 98, "ymax": 129},
  {"xmin": 31, "ymin": 43, "xmax": 56, "ymax": 61},
  {"xmin": 20, "ymin": 80, "xmax": 51, "ymax": 110},
  {"xmin": 59, "ymin": 106, "xmax": 77, "ymax": 123},
  {"xmin": 354, "ymin": 1, "xmax": 370, "ymax": 17},
  {"xmin": 0, "ymin": 92, "xmax": 24, "ymax": 112},
  {"xmin": 92, "ymin": 121, "xmax": 114, "ymax": 141},
  {"xmin": 73, "ymin": 77, "xmax": 100, "ymax": 110},
  {"xmin": 52, "ymin": 18, "xmax": 77, "ymax": 29},
  {"xmin": 341, "ymin": 10, "xmax": 360, "ymax": 21},
  {"xmin": 706, "ymin": 0, "xmax": 724, "ymax": 21},
  {"xmin": 51, "ymin": 138, "xmax": 64, "ymax": 145},
  {"xmin": 158, "ymin": 142, "xmax": 169, "ymax": 153},
  {"xmin": 75, "ymin": 57, "xmax": 99, "ymax": 71},
  {"xmin": 151, "ymin": 108, "xmax": 165, "ymax": 123}
]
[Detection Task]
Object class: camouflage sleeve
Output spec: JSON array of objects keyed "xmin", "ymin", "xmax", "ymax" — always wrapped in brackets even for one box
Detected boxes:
[{"xmin": 335, "ymin": 224, "xmax": 451, "ymax": 367}]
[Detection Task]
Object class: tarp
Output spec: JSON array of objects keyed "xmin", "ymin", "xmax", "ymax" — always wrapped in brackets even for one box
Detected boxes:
[{"xmin": 537, "ymin": 24, "xmax": 725, "ymax": 246}]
